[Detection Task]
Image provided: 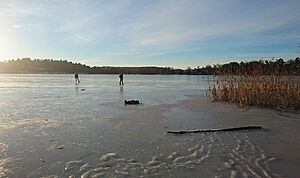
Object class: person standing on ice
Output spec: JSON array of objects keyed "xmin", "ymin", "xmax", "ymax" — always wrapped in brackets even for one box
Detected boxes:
[
  {"xmin": 119, "ymin": 73, "xmax": 124, "ymax": 85},
  {"xmin": 74, "ymin": 73, "xmax": 80, "ymax": 84}
]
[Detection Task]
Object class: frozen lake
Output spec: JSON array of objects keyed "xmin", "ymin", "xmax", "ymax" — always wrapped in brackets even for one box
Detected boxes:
[
  {"xmin": 0, "ymin": 74, "xmax": 299, "ymax": 178},
  {"xmin": 0, "ymin": 74, "xmax": 211, "ymax": 120}
]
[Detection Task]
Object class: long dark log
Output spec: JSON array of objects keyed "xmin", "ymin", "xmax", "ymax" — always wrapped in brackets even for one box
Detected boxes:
[{"xmin": 167, "ymin": 126, "xmax": 262, "ymax": 134}]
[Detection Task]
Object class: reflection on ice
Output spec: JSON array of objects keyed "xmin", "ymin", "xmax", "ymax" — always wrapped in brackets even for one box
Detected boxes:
[
  {"xmin": 120, "ymin": 85, "xmax": 124, "ymax": 97},
  {"xmin": 74, "ymin": 84, "xmax": 79, "ymax": 96}
]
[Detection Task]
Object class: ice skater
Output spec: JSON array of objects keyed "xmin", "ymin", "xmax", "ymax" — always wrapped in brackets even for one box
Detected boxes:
[
  {"xmin": 119, "ymin": 73, "xmax": 124, "ymax": 85},
  {"xmin": 75, "ymin": 73, "xmax": 80, "ymax": 84}
]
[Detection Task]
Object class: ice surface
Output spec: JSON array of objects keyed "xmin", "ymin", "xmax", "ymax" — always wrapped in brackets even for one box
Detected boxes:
[
  {"xmin": 0, "ymin": 74, "xmax": 210, "ymax": 120},
  {"xmin": 0, "ymin": 74, "xmax": 298, "ymax": 177}
]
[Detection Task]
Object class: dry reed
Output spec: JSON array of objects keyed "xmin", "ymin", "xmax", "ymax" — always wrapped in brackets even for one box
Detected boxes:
[{"xmin": 209, "ymin": 76, "xmax": 300, "ymax": 110}]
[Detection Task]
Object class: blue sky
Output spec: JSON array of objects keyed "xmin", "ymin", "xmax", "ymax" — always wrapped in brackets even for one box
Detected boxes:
[{"xmin": 0, "ymin": 0, "xmax": 299, "ymax": 68}]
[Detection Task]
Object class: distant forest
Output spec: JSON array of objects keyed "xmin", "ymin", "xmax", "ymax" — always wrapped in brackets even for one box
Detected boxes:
[{"xmin": 0, "ymin": 57, "xmax": 299, "ymax": 75}]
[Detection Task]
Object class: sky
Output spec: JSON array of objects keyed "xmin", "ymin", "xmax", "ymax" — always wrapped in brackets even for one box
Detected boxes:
[{"xmin": 0, "ymin": 0, "xmax": 300, "ymax": 68}]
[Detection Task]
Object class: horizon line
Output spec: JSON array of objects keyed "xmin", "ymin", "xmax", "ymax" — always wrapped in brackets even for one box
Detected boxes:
[{"xmin": 0, "ymin": 56, "xmax": 299, "ymax": 70}]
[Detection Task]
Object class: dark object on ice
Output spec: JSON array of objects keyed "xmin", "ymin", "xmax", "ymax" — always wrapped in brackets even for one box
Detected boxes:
[
  {"xmin": 167, "ymin": 126, "xmax": 262, "ymax": 134},
  {"xmin": 278, "ymin": 112, "xmax": 296, "ymax": 118},
  {"xmin": 124, "ymin": 100, "xmax": 140, "ymax": 105},
  {"xmin": 81, "ymin": 88, "xmax": 85, "ymax": 91},
  {"xmin": 56, "ymin": 145, "xmax": 64, "ymax": 150}
]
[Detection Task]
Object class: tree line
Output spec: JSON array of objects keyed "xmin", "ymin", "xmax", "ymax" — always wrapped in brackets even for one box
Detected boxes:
[
  {"xmin": 0, "ymin": 57, "xmax": 299, "ymax": 75},
  {"xmin": 189, "ymin": 57, "xmax": 299, "ymax": 75},
  {"xmin": 212, "ymin": 57, "xmax": 300, "ymax": 75},
  {"xmin": 0, "ymin": 58, "xmax": 183, "ymax": 74}
]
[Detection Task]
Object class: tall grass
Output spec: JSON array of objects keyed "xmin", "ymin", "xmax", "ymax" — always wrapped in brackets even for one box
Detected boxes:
[{"xmin": 210, "ymin": 76, "xmax": 300, "ymax": 110}]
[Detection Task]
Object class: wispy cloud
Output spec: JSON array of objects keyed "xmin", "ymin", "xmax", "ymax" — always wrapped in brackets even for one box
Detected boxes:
[{"xmin": 0, "ymin": 0, "xmax": 299, "ymax": 66}]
